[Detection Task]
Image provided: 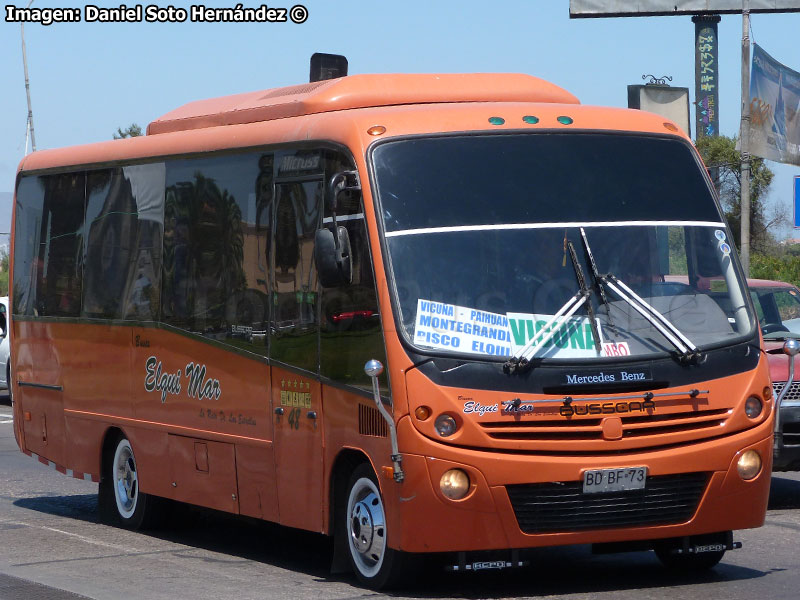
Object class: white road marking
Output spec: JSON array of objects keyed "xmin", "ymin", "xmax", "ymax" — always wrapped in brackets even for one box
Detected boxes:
[{"xmin": 0, "ymin": 519, "xmax": 138, "ymax": 552}]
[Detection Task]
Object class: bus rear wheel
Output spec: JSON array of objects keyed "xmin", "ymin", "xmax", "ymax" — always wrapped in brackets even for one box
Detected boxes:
[
  {"xmin": 342, "ymin": 463, "xmax": 410, "ymax": 589},
  {"xmin": 99, "ymin": 434, "xmax": 160, "ymax": 529}
]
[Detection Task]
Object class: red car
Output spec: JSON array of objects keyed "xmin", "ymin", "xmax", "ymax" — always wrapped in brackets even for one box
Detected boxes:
[{"xmin": 750, "ymin": 278, "xmax": 800, "ymax": 470}]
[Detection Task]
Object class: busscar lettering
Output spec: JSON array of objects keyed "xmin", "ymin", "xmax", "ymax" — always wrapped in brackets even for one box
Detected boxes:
[{"xmin": 560, "ymin": 398, "xmax": 656, "ymax": 417}]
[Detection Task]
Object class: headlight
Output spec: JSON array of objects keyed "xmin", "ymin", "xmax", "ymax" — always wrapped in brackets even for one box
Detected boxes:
[
  {"xmin": 440, "ymin": 469, "xmax": 470, "ymax": 500},
  {"xmin": 745, "ymin": 396, "xmax": 763, "ymax": 419},
  {"xmin": 434, "ymin": 414, "xmax": 458, "ymax": 437},
  {"xmin": 737, "ymin": 450, "xmax": 762, "ymax": 480}
]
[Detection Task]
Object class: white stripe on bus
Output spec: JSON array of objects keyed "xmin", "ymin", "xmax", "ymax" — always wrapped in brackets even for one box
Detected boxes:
[{"xmin": 384, "ymin": 221, "xmax": 726, "ymax": 237}]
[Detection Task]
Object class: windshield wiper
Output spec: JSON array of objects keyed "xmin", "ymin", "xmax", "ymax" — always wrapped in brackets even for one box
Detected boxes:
[
  {"xmin": 578, "ymin": 227, "xmax": 701, "ymax": 363},
  {"xmin": 504, "ymin": 241, "xmax": 599, "ymax": 374},
  {"xmin": 599, "ymin": 273, "xmax": 702, "ymax": 363},
  {"xmin": 503, "ymin": 290, "xmax": 589, "ymax": 374},
  {"xmin": 579, "ymin": 227, "xmax": 616, "ymax": 334}
]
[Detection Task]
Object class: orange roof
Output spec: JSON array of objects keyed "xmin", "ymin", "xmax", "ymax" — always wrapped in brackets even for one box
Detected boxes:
[{"xmin": 146, "ymin": 73, "xmax": 580, "ymax": 135}]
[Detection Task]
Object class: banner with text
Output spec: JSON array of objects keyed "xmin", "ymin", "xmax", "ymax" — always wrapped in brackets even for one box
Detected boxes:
[
  {"xmin": 750, "ymin": 44, "xmax": 800, "ymax": 167},
  {"xmin": 414, "ymin": 300, "xmax": 512, "ymax": 357}
]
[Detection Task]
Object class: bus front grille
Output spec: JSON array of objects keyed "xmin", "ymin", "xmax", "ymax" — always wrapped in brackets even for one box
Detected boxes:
[
  {"xmin": 506, "ymin": 472, "xmax": 709, "ymax": 534},
  {"xmin": 479, "ymin": 408, "xmax": 731, "ymax": 446}
]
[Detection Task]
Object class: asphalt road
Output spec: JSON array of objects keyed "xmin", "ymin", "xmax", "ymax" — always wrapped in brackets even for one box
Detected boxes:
[{"xmin": 2, "ymin": 395, "xmax": 800, "ymax": 600}]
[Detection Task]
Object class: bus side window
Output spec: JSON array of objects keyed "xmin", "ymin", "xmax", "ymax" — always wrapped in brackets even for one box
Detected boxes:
[
  {"xmin": 38, "ymin": 173, "xmax": 86, "ymax": 317},
  {"xmin": 83, "ymin": 168, "xmax": 135, "ymax": 319},
  {"xmin": 162, "ymin": 153, "xmax": 267, "ymax": 349},
  {"xmin": 319, "ymin": 153, "xmax": 387, "ymax": 392},
  {"xmin": 82, "ymin": 166, "xmax": 166, "ymax": 321},
  {"xmin": 12, "ymin": 176, "xmax": 45, "ymax": 316},
  {"xmin": 270, "ymin": 179, "xmax": 322, "ymax": 373}
]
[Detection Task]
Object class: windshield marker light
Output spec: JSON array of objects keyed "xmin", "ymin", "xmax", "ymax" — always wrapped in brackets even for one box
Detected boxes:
[
  {"xmin": 557, "ymin": 116, "xmax": 573, "ymax": 125},
  {"xmin": 367, "ymin": 125, "xmax": 386, "ymax": 136},
  {"xmin": 663, "ymin": 122, "xmax": 679, "ymax": 132},
  {"xmin": 488, "ymin": 117, "xmax": 505, "ymax": 125},
  {"xmin": 523, "ymin": 115, "xmax": 539, "ymax": 124}
]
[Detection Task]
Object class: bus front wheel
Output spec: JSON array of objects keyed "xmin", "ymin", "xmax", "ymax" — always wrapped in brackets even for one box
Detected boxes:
[
  {"xmin": 342, "ymin": 463, "xmax": 410, "ymax": 589},
  {"xmin": 99, "ymin": 434, "xmax": 160, "ymax": 529}
]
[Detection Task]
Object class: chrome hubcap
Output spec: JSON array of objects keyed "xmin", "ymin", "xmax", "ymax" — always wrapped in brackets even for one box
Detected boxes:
[
  {"xmin": 114, "ymin": 441, "xmax": 138, "ymax": 518},
  {"xmin": 347, "ymin": 478, "xmax": 386, "ymax": 577}
]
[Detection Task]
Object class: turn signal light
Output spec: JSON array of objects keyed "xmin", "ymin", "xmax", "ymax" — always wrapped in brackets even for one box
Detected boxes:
[
  {"xmin": 414, "ymin": 406, "xmax": 432, "ymax": 421},
  {"xmin": 763, "ymin": 386, "xmax": 773, "ymax": 401}
]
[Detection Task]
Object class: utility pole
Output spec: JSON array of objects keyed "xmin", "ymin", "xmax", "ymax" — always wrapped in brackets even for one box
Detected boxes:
[
  {"xmin": 740, "ymin": 1, "xmax": 751, "ymax": 275},
  {"xmin": 21, "ymin": 0, "xmax": 37, "ymax": 154}
]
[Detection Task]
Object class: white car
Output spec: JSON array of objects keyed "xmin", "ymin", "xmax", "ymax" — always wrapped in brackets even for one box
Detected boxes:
[{"xmin": 0, "ymin": 296, "xmax": 8, "ymax": 394}]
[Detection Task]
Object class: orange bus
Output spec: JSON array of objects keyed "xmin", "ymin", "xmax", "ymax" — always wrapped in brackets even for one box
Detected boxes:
[{"xmin": 10, "ymin": 66, "xmax": 774, "ymax": 589}]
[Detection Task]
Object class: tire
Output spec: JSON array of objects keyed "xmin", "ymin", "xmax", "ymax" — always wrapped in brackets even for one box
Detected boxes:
[
  {"xmin": 342, "ymin": 463, "xmax": 410, "ymax": 589},
  {"xmin": 99, "ymin": 434, "xmax": 161, "ymax": 529},
  {"xmin": 654, "ymin": 544, "xmax": 725, "ymax": 571}
]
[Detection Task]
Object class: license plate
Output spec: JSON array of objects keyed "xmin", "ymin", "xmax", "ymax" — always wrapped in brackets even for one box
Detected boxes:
[{"xmin": 582, "ymin": 467, "xmax": 648, "ymax": 494}]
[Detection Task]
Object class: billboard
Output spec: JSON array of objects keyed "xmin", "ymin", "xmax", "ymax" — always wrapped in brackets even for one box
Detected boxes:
[
  {"xmin": 627, "ymin": 84, "xmax": 691, "ymax": 137},
  {"xmin": 750, "ymin": 44, "xmax": 800, "ymax": 167},
  {"xmin": 570, "ymin": 1, "xmax": 800, "ymax": 18}
]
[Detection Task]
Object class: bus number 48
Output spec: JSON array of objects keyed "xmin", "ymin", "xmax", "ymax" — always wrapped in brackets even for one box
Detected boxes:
[{"xmin": 288, "ymin": 407, "xmax": 302, "ymax": 430}]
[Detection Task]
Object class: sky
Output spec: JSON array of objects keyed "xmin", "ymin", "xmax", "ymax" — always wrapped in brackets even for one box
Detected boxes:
[{"xmin": 1, "ymin": 0, "xmax": 798, "ymax": 243}]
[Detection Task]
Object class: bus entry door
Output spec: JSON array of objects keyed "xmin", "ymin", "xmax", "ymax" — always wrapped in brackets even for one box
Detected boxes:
[{"xmin": 271, "ymin": 366, "xmax": 324, "ymax": 532}]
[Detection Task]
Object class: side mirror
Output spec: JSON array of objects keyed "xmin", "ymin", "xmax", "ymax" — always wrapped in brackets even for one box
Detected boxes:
[
  {"xmin": 316, "ymin": 170, "xmax": 359, "ymax": 288},
  {"xmin": 315, "ymin": 226, "xmax": 352, "ymax": 288}
]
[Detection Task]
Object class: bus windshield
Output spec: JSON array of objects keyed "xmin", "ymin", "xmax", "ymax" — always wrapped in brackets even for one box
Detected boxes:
[{"xmin": 371, "ymin": 133, "xmax": 755, "ymax": 362}]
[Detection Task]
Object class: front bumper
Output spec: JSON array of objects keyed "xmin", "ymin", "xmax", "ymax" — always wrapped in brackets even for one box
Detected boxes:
[{"xmin": 391, "ymin": 418, "xmax": 773, "ymax": 554}]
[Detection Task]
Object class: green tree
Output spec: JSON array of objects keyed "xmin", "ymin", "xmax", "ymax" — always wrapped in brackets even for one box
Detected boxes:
[
  {"xmin": 113, "ymin": 123, "xmax": 143, "ymax": 139},
  {"xmin": 695, "ymin": 135, "xmax": 779, "ymax": 254}
]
